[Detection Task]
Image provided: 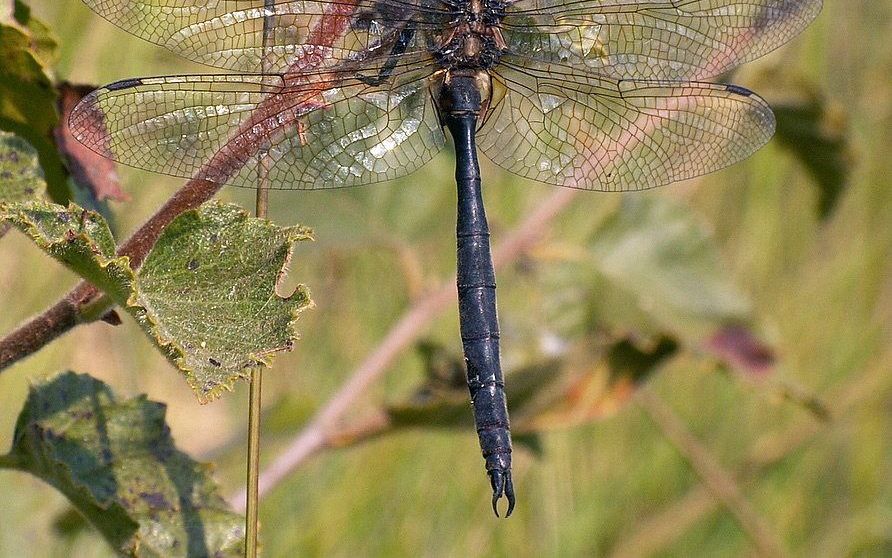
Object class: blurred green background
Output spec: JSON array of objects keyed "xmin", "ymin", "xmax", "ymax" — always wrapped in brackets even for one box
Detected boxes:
[{"xmin": 1, "ymin": 1, "xmax": 890, "ymax": 556}]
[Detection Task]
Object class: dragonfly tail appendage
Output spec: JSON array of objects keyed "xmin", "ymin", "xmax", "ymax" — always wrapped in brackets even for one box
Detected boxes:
[{"xmin": 490, "ymin": 467, "xmax": 515, "ymax": 517}]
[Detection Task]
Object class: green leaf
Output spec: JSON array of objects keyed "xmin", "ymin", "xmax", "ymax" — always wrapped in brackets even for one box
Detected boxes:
[
  {"xmin": 2, "ymin": 371, "xmax": 245, "ymax": 557},
  {"xmin": 1, "ymin": 201, "xmax": 313, "ymax": 401},
  {"xmin": 0, "ymin": 8, "xmax": 67, "ymax": 201},
  {"xmin": 745, "ymin": 66, "xmax": 853, "ymax": 219},
  {"xmin": 11, "ymin": 0, "xmax": 59, "ymax": 68},
  {"xmin": 774, "ymin": 97, "xmax": 851, "ymax": 218},
  {"xmin": 0, "ymin": 201, "xmax": 133, "ymax": 301},
  {"xmin": 0, "ymin": 131, "xmax": 46, "ymax": 202},
  {"xmin": 548, "ymin": 195, "xmax": 752, "ymax": 339},
  {"xmin": 129, "ymin": 202, "xmax": 313, "ymax": 402}
]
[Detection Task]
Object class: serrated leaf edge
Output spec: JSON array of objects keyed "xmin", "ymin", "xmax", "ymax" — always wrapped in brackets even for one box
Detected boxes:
[{"xmin": 0, "ymin": 201, "xmax": 135, "ymax": 302}]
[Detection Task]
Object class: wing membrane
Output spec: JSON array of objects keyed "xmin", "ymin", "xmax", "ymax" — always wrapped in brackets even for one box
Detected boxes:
[
  {"xmin": 477, "ymin": 58, "xmax": 775, "ymax": 191},
  {"xmin": 82, "ymin": 0, "xmax": 453, "ymax": 72},
  {"xmin": 69, "ymin": 60, "xmax": 446, "ymax": 189},
  {"xmin": 502, "ymin": 0, "xmax": 822, "ymax": 80}
]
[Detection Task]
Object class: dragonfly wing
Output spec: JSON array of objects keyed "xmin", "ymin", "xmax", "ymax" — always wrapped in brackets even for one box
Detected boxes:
[
  {"xmin": 477, "ymin": 60, "xmax": 775, "ymax": 191},
  {"xmin": 81, "ymin": 0, "xmax": 451, "ymax": 72},
  {"xmin": 501, "ymin": 0, "xmax": 822, "ymax": 80},
  {"xmin": 69, "ymin": 63, "xmax": 446, "ymax": 189}
]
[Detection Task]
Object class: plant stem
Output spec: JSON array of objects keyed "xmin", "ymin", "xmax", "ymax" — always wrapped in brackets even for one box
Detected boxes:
[
  {"xmin": 245, "ymin": 184, "xmax": 269, "ymax": 558},
  {"xmin": 245, "ymin": 366, "xmax": 263, "ymax": 558},
  {"xmin": 637, "ymin": 390, "xmax": 788, "ymax": 558},
  {"xmin": 0, "ymin": 296, "xmax": 82, "ymax": 370},
  {"xmin": 246, "ymin": 13, "xmax": 275, "ymax": 549},
  {"xmin": 77, "ymin": 293, "xmax": 115, "ymax": 323}
]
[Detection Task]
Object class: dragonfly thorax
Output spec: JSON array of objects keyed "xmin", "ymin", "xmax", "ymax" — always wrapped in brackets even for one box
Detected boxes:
[{"xmin": 433, "ymin": 0, "xmax": 508, "ymax": 70}]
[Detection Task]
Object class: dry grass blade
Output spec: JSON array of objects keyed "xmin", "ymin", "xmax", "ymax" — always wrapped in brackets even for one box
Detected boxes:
[
  {"xmin": 611, "ymin": 349, "xmax": 892, "ymax": 558},
  {"xmin": 637, "ymin": 390, "xmax": 788, "ymax": 558}
]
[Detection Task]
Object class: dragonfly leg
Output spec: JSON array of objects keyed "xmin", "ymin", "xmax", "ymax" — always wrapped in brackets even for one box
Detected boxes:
[
  {"xmin": 356, "ymin": 25, "xmax": 416, "ymax": 86},
  {"xmin": 296, "ymin": 120, "xmax": 308, "ymax": 146}
]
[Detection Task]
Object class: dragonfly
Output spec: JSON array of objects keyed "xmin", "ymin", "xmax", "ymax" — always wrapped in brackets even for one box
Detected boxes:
[{"xmin": 70, "ymin": 0, "xmax": 821, "ymax": 516}]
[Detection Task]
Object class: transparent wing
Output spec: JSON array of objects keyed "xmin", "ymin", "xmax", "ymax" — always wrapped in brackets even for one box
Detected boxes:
[
  {"xmin": 477, "ymin": 58, "xmax": 775, "ymax": 191},
  {"xmin": 81, "ymin": 0, "xmax": 452, "ymax": 72},
  {"xmin": 501, "ymin": 0, "xmax": 822, "ymax": 80},
  {"xmin": 69, "ymin": 59, "xmax": 446, "ymax": 189}
]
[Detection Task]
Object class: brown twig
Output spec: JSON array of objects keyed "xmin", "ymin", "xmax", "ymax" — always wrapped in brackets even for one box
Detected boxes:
[
  {"xmin": 637, "ymin": 390, "xmax": 788, "ymax": 557},
  {"xmin": 0, "ymin": 283, "xmax": 93, "ymax": 370},
  {"xmin": 229, "ymin": 187, "xmax": 579, "ymax": 511}
]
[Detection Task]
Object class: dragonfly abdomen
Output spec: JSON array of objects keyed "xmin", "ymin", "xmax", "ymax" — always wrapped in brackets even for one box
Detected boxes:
[{"xmin": 443, "ymin": 73, "xmax": 515, "ymax": 516}]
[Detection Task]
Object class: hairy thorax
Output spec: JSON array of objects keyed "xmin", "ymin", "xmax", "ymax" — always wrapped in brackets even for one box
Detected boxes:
[{"xmin": 433, "ymin": 0, "xmax": 508, "ymax": 71}]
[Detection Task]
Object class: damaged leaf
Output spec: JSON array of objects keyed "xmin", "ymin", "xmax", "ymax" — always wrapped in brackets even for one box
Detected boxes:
[
  {"xmin": 1, "ymin": 201, "xmax": 313, "ymax": 401},
  {"xmin": 1, "ymin": 371, "xmax": 245, "ymax": 557}
]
